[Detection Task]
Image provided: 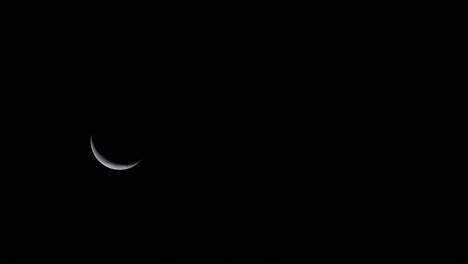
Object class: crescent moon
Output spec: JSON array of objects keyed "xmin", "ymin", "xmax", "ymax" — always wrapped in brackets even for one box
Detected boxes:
[{"xmin": 90, "ymin": 134, "xmax": 141, "ymax": 170}]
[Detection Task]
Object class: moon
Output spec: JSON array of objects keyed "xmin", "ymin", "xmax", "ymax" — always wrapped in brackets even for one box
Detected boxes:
[{"xmin": 90, "ymin": 134, "xmax": 141, "ymax": 170}]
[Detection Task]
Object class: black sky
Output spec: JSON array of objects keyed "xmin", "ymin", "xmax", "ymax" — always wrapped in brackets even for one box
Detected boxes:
[{"xmin": 11, "ymin": 13, "xmax": 464, "ymax": 262}]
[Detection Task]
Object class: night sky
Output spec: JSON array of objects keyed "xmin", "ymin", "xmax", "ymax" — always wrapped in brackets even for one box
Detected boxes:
[
  {"xmin": 16, "ymin": 70, "xmax": 455, "ymax": 261},
  {"xmin": 11, "ymin": 15, "xmax": 463, "ymax": 262}
]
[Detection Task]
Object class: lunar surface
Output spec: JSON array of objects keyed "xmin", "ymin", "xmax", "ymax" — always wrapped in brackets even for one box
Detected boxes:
[{"xmin": 90, "ymin": 134, "xmax": 141, "ymax": 170}]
